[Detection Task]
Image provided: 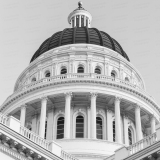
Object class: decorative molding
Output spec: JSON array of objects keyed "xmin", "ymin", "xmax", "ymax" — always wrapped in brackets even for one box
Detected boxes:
[{"xmin": 1, "ymin": 78, "xmax": 160, "ymax": 118}]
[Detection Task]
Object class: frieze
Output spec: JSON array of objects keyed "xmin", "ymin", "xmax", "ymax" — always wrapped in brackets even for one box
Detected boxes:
[{"xmin": 1, "ymin": 77, "xmax": 160, "ymax": 118}]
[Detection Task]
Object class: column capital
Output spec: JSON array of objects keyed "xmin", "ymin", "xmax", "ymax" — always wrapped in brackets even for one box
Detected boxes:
[
  {"xmin": 20, "ymin": 104, "xmax": 27, "ymax": 109},
  {"xmin": 40, "ymin": 96, "xmax": 48, "ymax": 101},
  {"xmin": 90, "ymin": 92, "xmax": 98, "ymax": 98},
  {"xmin": 114, "ymin": 96, "xmax": 121, "ymax": 102},
  {"xmin": 134, "ymin": 103, "xmax": 141, "ymax": 110},
  {"xmin": 65, "ymin": 92, "xmax": 72, "ymax": 98}
]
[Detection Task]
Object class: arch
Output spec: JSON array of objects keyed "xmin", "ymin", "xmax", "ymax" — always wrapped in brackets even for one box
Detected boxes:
[
  {"xmin": 73, "ymin": 109, "xmax": 87, "ymax": 138},
  {"xmin": 44, "ymin": 120, "xmax": 47, "ymax": 139},
  {"xmin": 54, "ymin": 111, "xmax": 65, "ymax": 140},
  {"xmin": 77, "ymin": 64, "xmax": 84, "ymax": 73},
  {"xmin": 95, "ymin": 66, "xmax": 101, "ymax": 74},
  {"xmin": 76, "ymin": 115, "xmax": 84, "ymax": 138},
  {"xmin": 128, "ymin": 128, "xmax": 132, "ymax": 145},
  {"xmin": 60, "ymin": 66, "xmax": 67, "ymax": 74},
  {"xmin": 31, "ymin": 77, "xmax": 36, "ymax": 82},
  {"xmin": 111, "ymin": 70, "xmax": 117, "ymax": 80},
  {"xmin": 56, "ymin": 117, "xmax": 65, "ymax": 139},
  {"xmin": 96, "ymin": 117, "xmax": 103, "ymax": 139},
  {"xmin": 44, "ymin": 70, "xmax": 51, "ymax": 77},
  {"xmin": 128, "ymin": 122, "xmax": 136, "ymax": 144},
  {"xmin": 113, "ymin": 120, "xmax": 115, "ymax": 142},
  {"xmin": 96, "ymin": 110, "xmax": 106, "ymax": 140}
]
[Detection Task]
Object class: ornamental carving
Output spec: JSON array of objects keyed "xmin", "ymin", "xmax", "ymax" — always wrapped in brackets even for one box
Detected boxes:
[
  {"xmin": 65, "ymin": 92, "xmax": 72, "ymax": 98},
  {"xmin": 90, "ymin": 92, "xmax": 98, "ymax": 98}
]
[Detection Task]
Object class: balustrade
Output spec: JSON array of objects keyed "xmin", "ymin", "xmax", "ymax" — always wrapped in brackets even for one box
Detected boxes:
[
  {"xmin": 20, "ymin": 73, "xmax": 140, "ymax": 91},
  {"xmin": 20, "ymin": 126, "xmax": 50, "ymax": 150},
  {"xmin": 128, "ymin": 132, "xmax": 157, "ymax": 155},
  {"xmin": 61, "ymin": 150, "xmax": 78, "ymax": 160}
]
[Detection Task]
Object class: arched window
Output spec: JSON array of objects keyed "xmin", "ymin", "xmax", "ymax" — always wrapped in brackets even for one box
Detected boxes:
[
  {"xmin": 128, "ymin": 128, "xmax": 132, "ymax": 145},
  {"xmin": 113, "ymin": 120, "xmax": 115, "ymax": 142},
  {"xmin": 95, "ymin": 67, "xmax": 101, "ymax": 74},
  {"xmin": 57, "ymin": 117, "xmax": 64, "ymax": 139},
  {"xmin": 96, "ymin": 117, "xmax": 103, "ymax": 139},
  {"xmin": 111, "ymin": 71, "xmax": 116, "ymax": 80},
  {"xmin": 76, "ymin": 115, "xmax": 84, "ymax": 138},
  {"xmin": 44, "ymin": 120, "xmax": 47, "ymax": 139},
  {"xmin": 45, "ymin": 71, "xmax": 51, "ymax": 77},
  {"xmin": 31, "ymin": 77, "xmax": 36, "ymax": 82},
  {"xmin": 125, "ymin": 77, "xmax": 129, "ymax": 82},
  {"xmin": 61, "ymin": 67, "xmax": 67, "ymax": 74},
  {"xmin": 77, "ymin": 65, "xmax": 84, "ymax": 73}
]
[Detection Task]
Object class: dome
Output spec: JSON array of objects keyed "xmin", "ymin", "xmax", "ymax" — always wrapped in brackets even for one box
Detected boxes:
[{"xmin": 30, "ymin": 27, "xmax": 130, "ymax": 62}]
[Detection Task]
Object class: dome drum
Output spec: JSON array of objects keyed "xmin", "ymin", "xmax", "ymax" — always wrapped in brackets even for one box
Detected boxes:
[{"xmin": 15, "ymin": 44, "xmax": 144, "ymax": 93}]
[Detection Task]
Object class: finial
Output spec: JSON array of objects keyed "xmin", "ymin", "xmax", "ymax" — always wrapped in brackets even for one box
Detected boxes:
[{"xmin": 78, "ymin": 1, "xmax": 83, "ymax": 9}]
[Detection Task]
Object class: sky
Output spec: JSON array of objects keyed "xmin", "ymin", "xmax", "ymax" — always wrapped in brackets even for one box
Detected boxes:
[{"xmin": 0, "ymin": 0, "xmax": 160, "ymax": 106}]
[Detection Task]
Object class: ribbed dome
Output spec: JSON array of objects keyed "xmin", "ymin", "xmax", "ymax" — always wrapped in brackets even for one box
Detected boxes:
[{"xmin": 30, "ymin": 27, "xmax": 130, "ymax": 62}]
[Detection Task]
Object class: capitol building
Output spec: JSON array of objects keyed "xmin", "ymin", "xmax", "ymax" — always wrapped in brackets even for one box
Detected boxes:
[{"xmin": 0, "ymin": 2, "xmax": 160, "ymax": 160}]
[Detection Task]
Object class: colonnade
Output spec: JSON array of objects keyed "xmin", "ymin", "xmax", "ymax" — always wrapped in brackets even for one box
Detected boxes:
[
  {"xmin": 20, "ymin": 93, "xmax": 156, "ymax": 143},
  {"xmin": 70, "ymin": 15, "xmax": 90, "ymax": 28}
]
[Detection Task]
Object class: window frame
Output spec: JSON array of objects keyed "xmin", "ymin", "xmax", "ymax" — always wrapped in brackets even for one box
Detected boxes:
[
  {"xmin": 56, "ymin": 116, "xmax": 65, "ymax": 139},
  {"xmin": 95, "ymin": 66, "xmax": 101, "ymax": 74},
  {"xmin": 76, "ymin": 115, "xmax": 84, "ymax": 138}
]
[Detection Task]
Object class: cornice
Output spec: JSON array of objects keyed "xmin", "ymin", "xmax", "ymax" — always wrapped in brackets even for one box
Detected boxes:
[{"xmin": 1, "ymin": 78, "xmax": 159, "ymax": 116}]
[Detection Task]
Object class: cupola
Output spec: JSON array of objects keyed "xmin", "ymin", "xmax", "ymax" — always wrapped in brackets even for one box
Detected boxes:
[{"xmin": 68, "ymin": 1, "xmax": 92, "ymax": 28}]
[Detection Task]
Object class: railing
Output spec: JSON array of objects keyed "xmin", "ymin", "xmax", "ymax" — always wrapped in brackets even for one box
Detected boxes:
[
  {"xmin": 21, "ymin": 73, "xmax": 140, "ymax": 91},
  {"xmin": 61, "ymin": 150, "xmax": 79, "ymax": 160},
  {"xmin": 0, "ymin": 113, "xmax": 78, "ymax": 160},
  {"xmin": 20, "ymin": 126, "xmax": 50, "ymax": 150},
  {"xmin": 0, "ymin": 113, "xmax": 8, "ymax": 125},
  {"xmin": 128, "ymin": 132, "xmax": 157, "ymax": 155}
]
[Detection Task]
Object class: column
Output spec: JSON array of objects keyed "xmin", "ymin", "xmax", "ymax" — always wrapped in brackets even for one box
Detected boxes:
[
  {"xmin": 31, "ymin": 112, "xmax": 38, "ymax": 133},
  {"xmin": 39, "ymin": 96, "xmax": 48, "ymax": 138},
  {"xmin": 64, "ymin": 92, "xmax": 72, "ymax": 139},
  {"xmin": 88, "ymin": 19, "xmax": 90, "ymax": 27},
  {"xmin": 84, "ymin": 16, "xmax": 86, "ymax": 26},
  {"xmin": 87, "ymin": 106, "xmax": 90, "ymax": 138},
  {"xmin": 114, "ymin": 96, "xmax": 122, "ymax": 143},
  {"xmin": 46, "ymin": 107, "xmax": 54, "ymax": 140},
  {"xmin": 151, "ymin": 114, "xmax": 156, "ymax": 134},
  {"xmin": 90, "ymin": 92, "xmax": 97, "ymax": 139},
  {"xmin": 135, "ymin": 104, "xmax": 142, "ymax": 141},
  {"xmin": 123, "ymin": 115, "xmax": 129, "ymax": 145},
  {"xmin": 74, "ymin": 16, "xmax": 76, "ymax": 27},
  {"xmin": 106, "ymin": 109, "xmax": 113, "ymax": 141},
  {"xmin": 20, "ymin": 104, "xmax": 27, "ymax": 126},
  {"xmin": 79, "ymin": 15, "xmax": 81, "ymax": 27}
]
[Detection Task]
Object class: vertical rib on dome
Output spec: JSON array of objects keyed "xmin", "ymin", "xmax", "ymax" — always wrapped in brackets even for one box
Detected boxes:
[
  {"xmin": 85, "ymin": 27, "xmax": 90, "ymax": 43},
  {"xmin": 101, "ymin": 31, "xmax": 115, "ymax": 51},
  {"xmin": 59, "ymin": 29, "xmax": 68, "ymax": 46},
  {"xmin": 93, "ymin": 28, "xmax": 104, "ymax": 46},
  {"xmin": 73, "ymin": 27, "xmax": 77, "ymax": 44}
]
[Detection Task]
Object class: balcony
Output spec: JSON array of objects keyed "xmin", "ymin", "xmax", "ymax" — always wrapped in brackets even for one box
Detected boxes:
[{"xmin": 19, "ymin": 73, "xmax": 139, "ymax": 92}]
